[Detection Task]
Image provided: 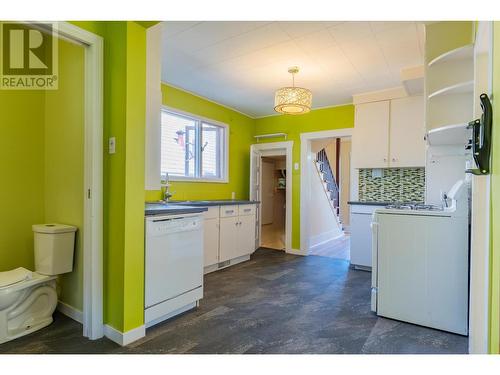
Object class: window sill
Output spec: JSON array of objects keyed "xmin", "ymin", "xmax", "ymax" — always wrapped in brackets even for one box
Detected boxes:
[{"xmin": 168, "ymin": 176, "xmax": 229, "ymax": 184}]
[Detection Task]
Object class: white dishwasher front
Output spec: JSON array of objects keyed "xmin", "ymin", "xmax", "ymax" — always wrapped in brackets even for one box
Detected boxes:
[{"xmin": 145, "ymin": 213, "xmax": 203, "ymax": 326}]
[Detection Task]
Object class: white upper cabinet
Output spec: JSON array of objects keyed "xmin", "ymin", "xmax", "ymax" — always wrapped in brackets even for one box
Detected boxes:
[
  {"xmin": 352, "ymin": 96, "xmax": 425, "ymax": 169},
  {"xmin": 389, "ymin": 96, "xmax": 425, "ymax": 167},
  {"xmin": 352, "ymin": 101, "xmax": 390, "ymax": 169}
]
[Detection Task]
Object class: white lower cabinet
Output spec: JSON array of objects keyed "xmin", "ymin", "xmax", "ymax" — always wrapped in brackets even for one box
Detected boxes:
[
  {"xmin": 203, "ymin": 204, "xmax": 257, "ymax": 272},
  {"xmin": 203, "ymin": 218, "xmax": 219, "ymax": 267},
  {"xmin": 219, "ymin": 216, "xmax": 239, "ymax": 262},
  {"xmin": 233, "ymin": 211, "xmax": 256, "ymax": 259},
  {"xmin": 350, "ymin": 204, "xmax": 380, "ymax": 269}
]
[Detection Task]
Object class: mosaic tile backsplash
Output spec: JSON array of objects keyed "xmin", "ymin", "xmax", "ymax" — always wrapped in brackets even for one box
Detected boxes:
[{"xmin": 358, "ymin": 168, "xmax": 425, "ymax": 203}]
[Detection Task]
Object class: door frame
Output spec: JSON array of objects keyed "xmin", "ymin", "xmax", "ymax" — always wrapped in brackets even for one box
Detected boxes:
[
  {"xmin": 250, "ymin": 141, "xmax": 293, "ymax": 252},
  {"xmin": 468, "ymin": 20, "xmax": 493, "ymax": 354},
  {"xmin": 55, "ymin": 22, "xmax": 104, "ymax": 340},
  {"xmin": 300, "ymin": 129, "xmax": 353, "ymax": 254}
]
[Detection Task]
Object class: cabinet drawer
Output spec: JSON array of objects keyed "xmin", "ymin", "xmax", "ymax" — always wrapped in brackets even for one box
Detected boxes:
[
  {"xmin": 238, "ymin": 204, "xmax": 256, "ymax": 216},
  {"xmin": 220, "ymin": 205, "xmax": 238, "ymax": 217},
  {"xmin": 204, "ymin": 206, "xmax": 220, "ymax": 219}
]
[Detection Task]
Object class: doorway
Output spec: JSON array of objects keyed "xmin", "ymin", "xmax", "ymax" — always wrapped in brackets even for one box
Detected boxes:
[
  {"xmin": 300, "ymin": 129, "xmax": 354, "ymax": 258},
  {"xmin": 250, "ymin": 141, "xmax": 293, "ymax": 252},
  {"xmin": 305, "ymin": 137, "xmax": 351, "ymax": 260},
  {"xmin": 260, "ymin": 155, "xmax": 287, "ymax": 250},
  {"xmin": 0, "ymin": 22, "xmax": 103, "ymax": 340},
  {"xmin": 50, "ymin": 23, "xmax": 104, "ymax": 340}
]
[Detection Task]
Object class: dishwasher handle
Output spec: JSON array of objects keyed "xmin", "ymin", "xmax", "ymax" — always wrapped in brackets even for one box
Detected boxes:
[{"xmin": 147, "ymin": 217, "xmax": 202, "ymax": 236}]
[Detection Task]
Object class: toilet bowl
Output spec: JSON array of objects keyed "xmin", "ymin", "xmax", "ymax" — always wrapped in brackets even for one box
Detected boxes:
[
  {"xmin": 0, "ymin": 269, "xmax": 57, "ymax": 344},
  {"xmin": 0, "ymin": 224, "xmax": 76, "ymax": 344}
]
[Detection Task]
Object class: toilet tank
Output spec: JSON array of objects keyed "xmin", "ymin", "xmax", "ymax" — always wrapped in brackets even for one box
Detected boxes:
[{"xmin": 32, "ymin": 224, "xmax": 77, "ymax": 275}]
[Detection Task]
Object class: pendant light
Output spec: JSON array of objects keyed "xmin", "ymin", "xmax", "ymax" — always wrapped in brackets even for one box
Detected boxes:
[{"xmin": 274, "ymin": 66, "xmax": 312, "ymax": 115}]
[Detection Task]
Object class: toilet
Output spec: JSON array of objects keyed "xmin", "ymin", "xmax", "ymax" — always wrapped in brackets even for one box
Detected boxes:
[{"xmin": 0, "ymin": 224, "xmax": 77, "ymax": 344}]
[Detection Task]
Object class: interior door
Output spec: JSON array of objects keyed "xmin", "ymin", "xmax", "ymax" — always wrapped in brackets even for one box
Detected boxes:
[
  {"xmin": 250, "ymin": 147, "xmax": 262, "ymax": 249},
  {"xmin": 261, "ymin": 160, "xmax": 275, "ymax": 225}
]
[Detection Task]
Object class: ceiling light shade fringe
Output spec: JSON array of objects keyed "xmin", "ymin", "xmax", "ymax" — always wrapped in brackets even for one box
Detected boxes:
[{"xmin": 274, "ymin": 67, "xmax": 312, "ymax": 115}]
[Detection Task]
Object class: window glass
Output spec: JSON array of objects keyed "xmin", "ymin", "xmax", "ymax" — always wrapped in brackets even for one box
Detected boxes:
[
  {"xmin": 160, "ymin": 109, "xmax": 227, "ymax": 181},
  {"xmin": 201, "ymin": 122, "xmax": 223, "ymax": 179}
]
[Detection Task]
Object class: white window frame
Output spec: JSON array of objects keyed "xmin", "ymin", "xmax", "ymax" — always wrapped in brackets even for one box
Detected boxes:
[{"xmin": 161, "ymin": 105, "xmax": 229, "ymax": 183}]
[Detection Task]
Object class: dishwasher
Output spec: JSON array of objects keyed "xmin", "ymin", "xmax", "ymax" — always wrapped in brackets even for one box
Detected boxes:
[{"xmin": 145, "ymin": 213, "xmax": 204, "ymax": 328}]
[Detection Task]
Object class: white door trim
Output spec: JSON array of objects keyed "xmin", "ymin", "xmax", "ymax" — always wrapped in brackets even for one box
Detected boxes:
[
  {"xmin": 300, "ymin": 129, "xmax": 353, "ymax": 254},
  {"xmin": 250, "ymin": 141, "xmax": 293, "ymax": 252},
  {"xmin": 55, "ymin": 22, "xmax": 104, "ymax": 340},
  {"xmin": 468, "ymin": 20, "xmax": 493, "ymax": 354}
]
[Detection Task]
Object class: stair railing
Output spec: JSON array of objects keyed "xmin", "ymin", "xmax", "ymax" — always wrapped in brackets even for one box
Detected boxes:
[{"xmin": 316, "ymin": 148, "xmax": 340, "ymax": 214}]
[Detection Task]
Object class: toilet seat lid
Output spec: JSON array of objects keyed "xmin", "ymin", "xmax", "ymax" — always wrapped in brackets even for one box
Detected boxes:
[{"xmin": 0, "ymin": 267, "xmax": 33, "ymax": 288}]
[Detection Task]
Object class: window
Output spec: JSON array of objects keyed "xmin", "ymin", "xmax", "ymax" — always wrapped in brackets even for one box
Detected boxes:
[{"xmin": 160, "ymin": 108, "xmax": 228, "ymax": 181}]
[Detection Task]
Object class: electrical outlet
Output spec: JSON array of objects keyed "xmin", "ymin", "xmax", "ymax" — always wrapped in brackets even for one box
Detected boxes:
[{"xmin": 109, "ymin": 137, "xmax": 116, "ymax": 154}]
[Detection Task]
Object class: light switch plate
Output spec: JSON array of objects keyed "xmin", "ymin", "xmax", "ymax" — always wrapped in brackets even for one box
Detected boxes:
[
  {"xmin": 294, "ymin": 162, "xmax": 299, "ymax": 170},
  {"xmin": 109, "ymin": 137, "xmax": 116, "ymax": 154}
]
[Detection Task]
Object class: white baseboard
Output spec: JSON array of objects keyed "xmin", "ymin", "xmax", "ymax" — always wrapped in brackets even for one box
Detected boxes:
[
  {"xmin": 104, "ymin": 324, "xmax": 146, "ymax": 346},
  {"xmin": 57, "ymin": 301, "xmax": 83, "ymax": 324},
  {"xmin": 204, "ymin": 254, "xmax": 251, "ymax": 274},
  {"xmin": 286, "ymin": 248, "xmax": 308, "ymax": 256}
]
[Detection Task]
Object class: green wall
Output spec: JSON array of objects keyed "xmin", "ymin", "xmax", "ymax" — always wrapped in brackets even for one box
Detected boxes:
[
  {"xmin": 490, "ymin": 21, "xmax": 500, "ymax": 355},
  {"xmin": 0, "ymin": 92, "xmax": 45, "ymax": 272},
  {"xmin": 255, "ymin": 106, "xmax": 355, "ymax": 249},
  {"xmin": 145, "ymin": 84, "xmax": 255, "ymax": 201},
  {"xmin": 71, "ymin": 21, "xmax": 147, "ymax": 332},
  {"xmin": 44, "ymin": 38, "xmax": 85, "ymax": 310},
  {"xmin": 425, "ymin": 21, "xmax": 474, "ymax": 62}
]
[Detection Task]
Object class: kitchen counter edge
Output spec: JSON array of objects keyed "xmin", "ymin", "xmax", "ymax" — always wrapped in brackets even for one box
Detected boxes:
[
  {"xmin": 347, "ymin": 201, "xmax": 394, "ymax": 206},
  {"xmin": 145, "ymin": 205, "xmax": 208, "ymax": 217},
  {"xmin": 166, "ymin": 200, "xmax": 260, "ymax": 207}
]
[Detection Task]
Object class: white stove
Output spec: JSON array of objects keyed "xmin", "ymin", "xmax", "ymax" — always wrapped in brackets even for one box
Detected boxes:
[{"xmin": 371, "ymin": 179, "xmax": 470, "ymax": 335}]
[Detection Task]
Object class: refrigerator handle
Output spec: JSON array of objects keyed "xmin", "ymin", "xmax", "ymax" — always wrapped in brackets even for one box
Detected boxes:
[{"xmin": 370, "ymin": 220, "xmax": 379, "ymax": 312}]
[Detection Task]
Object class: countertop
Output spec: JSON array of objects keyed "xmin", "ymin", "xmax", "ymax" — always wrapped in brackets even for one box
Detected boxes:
[
  {"xmin": 145, "ymin": 203, "xmax": 208, "ymax": 216},
  {"xmin": 167, "ymin": 199, "xmax": 260, "ymax": 207},
  {"xmin": 347, "ymin": 201, "xmax": 394, "ymax": 206}
]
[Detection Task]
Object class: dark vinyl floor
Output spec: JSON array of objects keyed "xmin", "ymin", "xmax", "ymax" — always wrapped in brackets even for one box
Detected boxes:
[{"xmin": 0, "ymin": 248, "xmax": 468, "ymax": 354}]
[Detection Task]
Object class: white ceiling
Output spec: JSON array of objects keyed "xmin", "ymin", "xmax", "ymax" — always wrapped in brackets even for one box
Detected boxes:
[{"xmin": 161, "ymin": 21, "xmax": 425, "ymax": 118}]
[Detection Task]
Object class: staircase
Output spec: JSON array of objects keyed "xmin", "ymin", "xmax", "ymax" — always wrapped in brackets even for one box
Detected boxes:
[{"xmin": 315, "ymin": 148, "xmax": 341, "ymax": 218}]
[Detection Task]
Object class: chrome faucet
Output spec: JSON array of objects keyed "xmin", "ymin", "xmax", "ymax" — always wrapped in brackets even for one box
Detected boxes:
[{"xmin": 161, "ymin": 173, "xmax": 175, "ymax": 203}]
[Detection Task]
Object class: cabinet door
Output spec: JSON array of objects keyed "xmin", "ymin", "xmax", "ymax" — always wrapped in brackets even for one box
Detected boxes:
[
  {"xmin": 350, "ymin": 212, "xmax": 373, "ymax": 267},
  {"xmin": 203, "ymin": 218, "xmax": 219, "ymax": 267},
  {"xmin": 352, "ymin": 101, "xmax": 390, "ymax": 168},
  {"xmin": 389, "ymin": 96, "xmax": 425, "ymax": 167},
  {"xmin": 236, "ymin": 214, "xmax": 256, "ymax": 258},
  {"xmin": 219, "ymin": 216, "xmax": 238, "ymax": 262}
]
